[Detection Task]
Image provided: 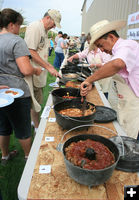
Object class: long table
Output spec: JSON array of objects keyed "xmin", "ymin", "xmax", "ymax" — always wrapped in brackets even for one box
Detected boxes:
[{"xmin": 17, "ymin": 82, "xmax": 139, "ymax": 200}]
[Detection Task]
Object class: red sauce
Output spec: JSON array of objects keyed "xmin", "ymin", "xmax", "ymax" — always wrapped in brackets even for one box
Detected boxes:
[
  {"xmin": 62, "ymin": 96, "xmax": 76, "ymax": 99},
  {"xmin": 65, "ymin": 139, "xmax": 115, "ymax": 170},
  {"xmin": 5, "ymin": 90, "xmax": 18, "ymax": 95}
]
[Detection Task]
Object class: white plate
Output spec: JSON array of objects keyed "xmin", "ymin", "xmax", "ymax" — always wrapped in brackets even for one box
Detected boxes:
[
  {"xmin": 0, "ymin": 94, "xmax": 14, "ymax": 108},
  {"xmin": 0, "ymin": 88, "xmax": 24, "ymax": 98},
  {"xmin": 49, "ymin": 82, "xmax": 59, "ymax": 88}
]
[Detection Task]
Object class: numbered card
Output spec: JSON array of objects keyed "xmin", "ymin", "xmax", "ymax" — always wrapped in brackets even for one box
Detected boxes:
[
  {"xmin": 39, "ymin": 165, "xmax": 51, "ymax": 174},
  {"xmin": 48, "ymin": 118, "xmax": 56, "ymax": 122},
  {"xmin": 45, "ymin": 137, "xmax": 54, "ymax": 142}
]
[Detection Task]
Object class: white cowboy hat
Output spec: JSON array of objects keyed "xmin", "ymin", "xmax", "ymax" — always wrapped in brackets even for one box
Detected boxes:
[{"xmin": 89, "ymin": 19, "xmax": 126, "ymax": 50}]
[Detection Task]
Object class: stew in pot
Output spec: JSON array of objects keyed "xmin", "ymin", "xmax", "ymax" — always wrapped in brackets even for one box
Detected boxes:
[
  {"xmin": 65, "ymin": 81, "xmax": 80, "ymax": 88},
  {"xmin": 65, "ymin": 139, "xmax": 115, "ymax": 170},
  {"xmin": 58, "ymin": 104, "xmax": 95, "ymax": 117}
]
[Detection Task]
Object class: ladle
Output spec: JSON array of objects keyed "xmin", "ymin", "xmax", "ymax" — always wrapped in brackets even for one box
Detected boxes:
[{"xmin": 57, "ymin": 76, "xmax": 67, "ymax": 85}]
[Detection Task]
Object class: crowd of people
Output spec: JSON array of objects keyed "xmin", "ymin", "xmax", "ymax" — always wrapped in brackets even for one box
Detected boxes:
[
  {"xmin": 0, "ymin": 7, "xmax": 139, "ymax": 173},
  {"xmin": 80, "ymin": 20, "xmax": 139, "ymax": 139}
]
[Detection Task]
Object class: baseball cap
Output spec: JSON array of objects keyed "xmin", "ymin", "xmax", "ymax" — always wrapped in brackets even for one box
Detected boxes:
[
  {"xmin": 48, "ymin": 9, "xmax": 61, "ymax": 28},
  {"xmin": 58, "ymin": 31, "xmax": 63, "ymax": 34}
]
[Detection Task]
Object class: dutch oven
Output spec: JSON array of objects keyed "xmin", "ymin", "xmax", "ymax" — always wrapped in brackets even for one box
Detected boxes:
[
  {"xmin": 61, "ymin": 67, "xmax": 81, "ymax": 74},
  {"xmin": 62, "ymin": 73, "xmax": 79, "ymax": 81},
  {"xmin": 51, "ymin": 87, "xmax": 81, "ymax": 105},
  {"xmin": 67, "ymin": 60, "xmax": 79, "ymax": 66},
  {"xmin": 58, "ymin": 78, "xmax": 81, "ymax": 88},
  {"xmin": 53, "ymin": 99, "xmax": 96, "ymax": 130},
  {"xmin": 63, "ymin": 65, "xmax": 92, "ymax": 77},
  {"xmin": 61, "ymin": 68, "xmax": 80, "ymax": 82},
  {"xmin": 57, "ymin": 131, "xmax": 120, "ymax": 187}
]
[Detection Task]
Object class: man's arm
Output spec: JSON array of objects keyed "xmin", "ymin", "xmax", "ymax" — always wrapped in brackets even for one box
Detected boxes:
[
  {"xmin": 87, "ymin": 58, "xmax": 125, "ymax": 83},
  {"xmin": 29, "ymin": 49, "xmax": 60, "ymax": 77},
  {"xmin": 80, "ymin": 58, "xmax": 125, "ymax": 96}
]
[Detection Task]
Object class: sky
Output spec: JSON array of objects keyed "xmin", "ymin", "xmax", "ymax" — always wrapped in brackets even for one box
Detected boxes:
[{"xmin": 2, "ymin": 0, "xmax": 85, "ymax": 36}]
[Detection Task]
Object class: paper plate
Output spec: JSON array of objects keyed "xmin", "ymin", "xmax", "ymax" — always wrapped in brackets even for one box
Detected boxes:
[
  {"xmin": 49, "ymin": 82, "xmax": 59, "ymax": 88},
  {"xmin": 94, "ymin": 106, "xmax": 117, "ymax": 123},
  {"xmin": 0, "ymin": 94, "xmax": 14, "ymax": 108},
  {"xmin": 0, "ymin": 88, "xmax": 24, "ymax": 98}
]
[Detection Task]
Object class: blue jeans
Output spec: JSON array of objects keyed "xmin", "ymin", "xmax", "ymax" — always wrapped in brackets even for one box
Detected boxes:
[
  {"xmin": 49, "ymin": 47, "xmax": 53, "ymax": 56},
  {"xmin": 54, "ymin": 52, "xmax": 64, "ymax": 69}
]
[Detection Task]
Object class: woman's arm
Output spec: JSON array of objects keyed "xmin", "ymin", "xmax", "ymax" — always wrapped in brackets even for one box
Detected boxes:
[
  {"xmin": 0, "ymin": 85, "xmax": 9, "ymax": 89},
  {"xmin": 16, "ymin": 56, "xmax": 42, "ymax": 76}
]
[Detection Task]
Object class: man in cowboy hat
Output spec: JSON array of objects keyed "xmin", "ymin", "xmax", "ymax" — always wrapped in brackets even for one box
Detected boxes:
[
  {"xmin": 80, "ymin": 32, "xmax": 86, "ymax": 51},
  {"xmin": 80, "ymin": 19, "xmax": 139, "ymax": 139},
  {"xmin": 24, "ymin": 9, "xmax": 61, "ymax": 132}
]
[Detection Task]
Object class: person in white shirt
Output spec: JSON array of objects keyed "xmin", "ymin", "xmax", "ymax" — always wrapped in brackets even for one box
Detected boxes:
[
  {"xmin": 54, "ymin": 33, "xmax": 68, "ymax": 69},
  {"xmin": 55, "ymin": 31, "xmax": 63, "ymax": 47}
]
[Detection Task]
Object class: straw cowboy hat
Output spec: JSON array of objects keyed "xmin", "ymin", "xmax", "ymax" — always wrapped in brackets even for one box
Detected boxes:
[{"xmin": 89, "ymin": 20, "xmax": 126, "ymax": 50}]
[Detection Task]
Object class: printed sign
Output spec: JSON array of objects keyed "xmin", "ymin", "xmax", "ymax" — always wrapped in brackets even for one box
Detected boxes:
[
  {"xmin": 127, "ymin": 28, "xmax": 139, "ymax": 40},
  {"xmin": 128, "ymin": 11, "xmax": 139, "ymax": 25}
]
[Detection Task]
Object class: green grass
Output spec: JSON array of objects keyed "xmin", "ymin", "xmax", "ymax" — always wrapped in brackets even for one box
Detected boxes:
[{"xmin": 0, "ymin": 51, "xmax": 56, "ymax": 200}]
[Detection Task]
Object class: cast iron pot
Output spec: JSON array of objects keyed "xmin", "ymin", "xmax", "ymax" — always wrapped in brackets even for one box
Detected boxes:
[
  {"xmin": 53, "ymin": 99, "xmax": 96, "ymax": 130},
  {"xmin": 62, "ymin": 73, "xmax": 79, "ymax": 81},
  {"xmin": 51, "ymin": 87, "xmax": 81, "ymax": 105},
  {"xmin": 62, "ymin": 134, "xmax": 120, "ymax": 187},
  {"xmin": 67, "ymin": 60, "xmax": 79, "ymax": 66},
  {"xmin": 63, "ymin": 66, "xmax": 92, "ymax": 77},
  {"xmin": 61, "ymin": 67, "xmax": 81, "ymax": 74}
]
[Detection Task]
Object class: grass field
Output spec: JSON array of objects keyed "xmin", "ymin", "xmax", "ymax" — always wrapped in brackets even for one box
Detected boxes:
[{"xmin": 0, "ymin": 50, "xmax": 56, "ymax": 200}]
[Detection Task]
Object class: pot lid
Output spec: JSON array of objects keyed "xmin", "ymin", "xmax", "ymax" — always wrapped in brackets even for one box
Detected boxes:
[
  {"xmin": 94, "ymin": 106, "xmax": 117, "ymax": 123},
  {"xmin": 109, "ymin": 136, "xmax": 139, "ymax": 172}
]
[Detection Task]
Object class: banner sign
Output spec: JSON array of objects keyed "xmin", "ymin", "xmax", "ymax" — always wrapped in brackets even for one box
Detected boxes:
[
  {"xmin": 127, "ymin": 28, "xmax": 139, "ymax": 40},
  {"xmin": 128, "ymin": 11, "xmax": 139, "ymax": 25}
]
